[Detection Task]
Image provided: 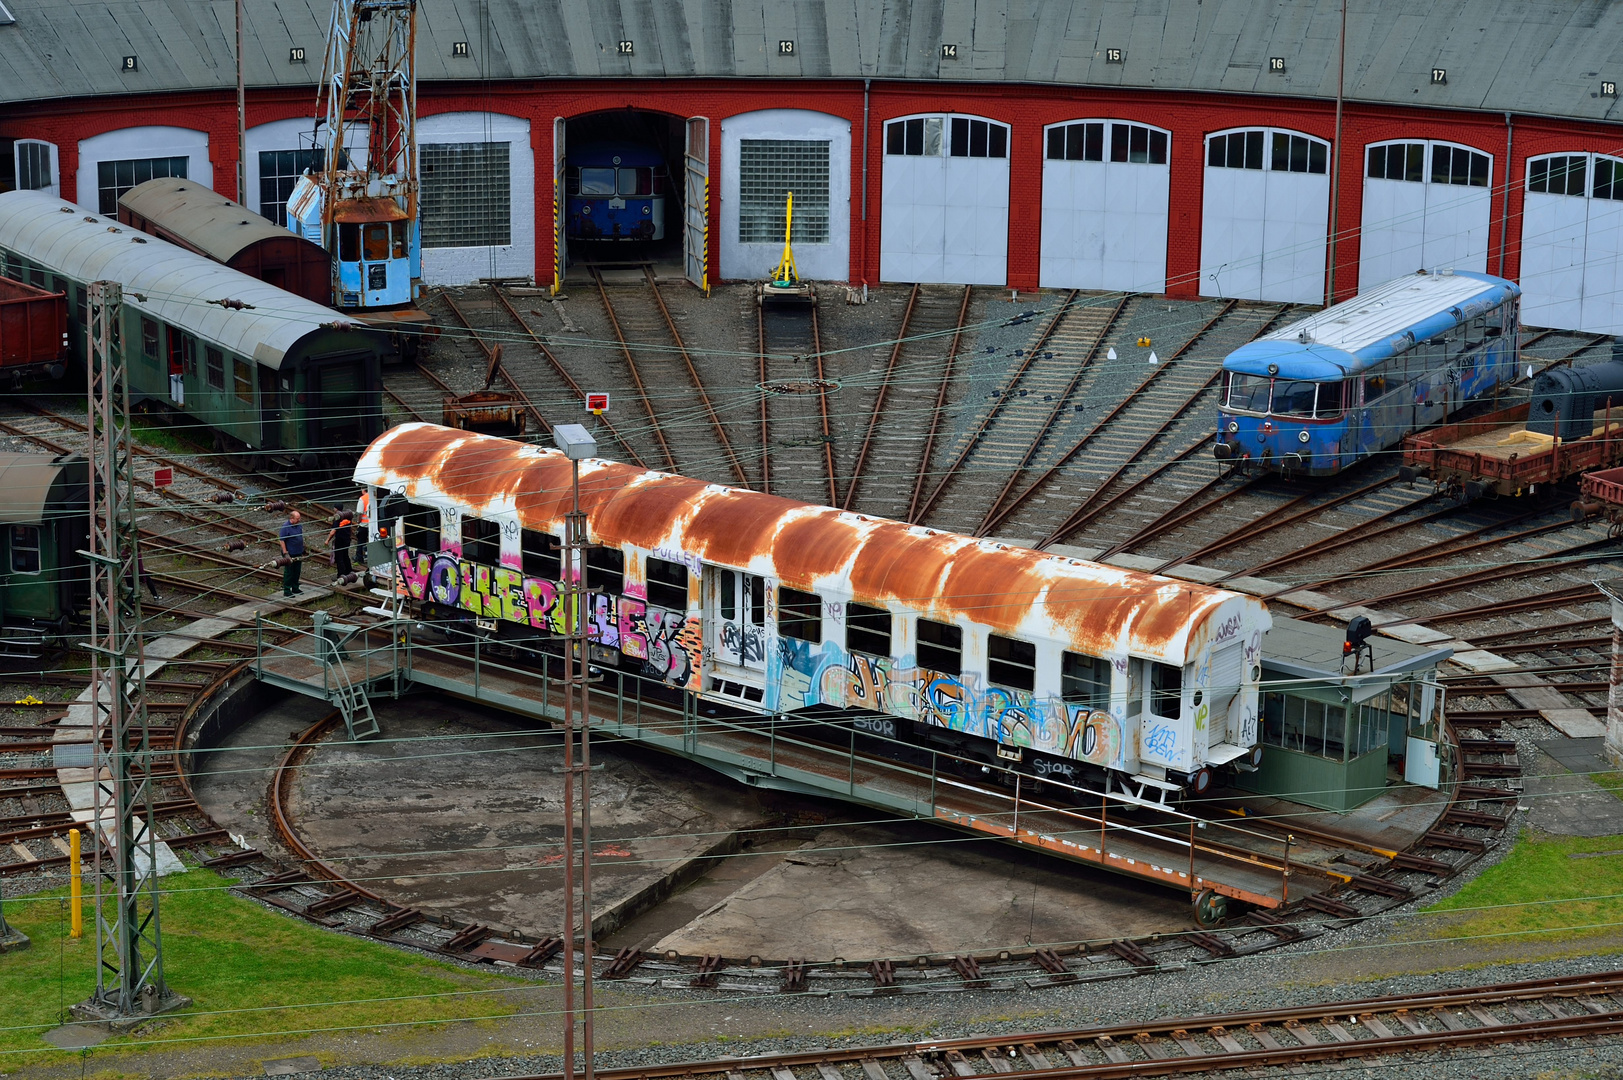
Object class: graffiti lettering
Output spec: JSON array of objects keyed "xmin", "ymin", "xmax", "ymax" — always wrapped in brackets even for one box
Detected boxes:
[
  {"xmin": 1144, "ymin": 724, "xmax": 1178, "ymax": 759},
  {"xmin": 1212, "ymin": 613, "xmax": 1244, "ymax": 644}
]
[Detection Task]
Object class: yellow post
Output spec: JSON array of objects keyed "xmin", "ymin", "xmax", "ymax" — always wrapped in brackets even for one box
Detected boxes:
[{"xmin": 69, "ymin": 828, "xmax": 81, "ymax": 938}]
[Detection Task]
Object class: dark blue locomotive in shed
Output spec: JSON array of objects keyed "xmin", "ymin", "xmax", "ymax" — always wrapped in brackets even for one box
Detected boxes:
[
  {"xmin": 1214, "ymin": 270, "xmax": 1520, "ymax": 476},
  {"xmin": 565, "ymin": 143, "xmax": 670, "ymax": 242}
]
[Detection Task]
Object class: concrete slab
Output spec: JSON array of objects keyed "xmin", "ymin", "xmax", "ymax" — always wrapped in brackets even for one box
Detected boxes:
[
  {"xmin": 283, "ymin": 696, "xmax": 777, "ymax": 938},
  {"xmin": 1377, "ymin": 623, "xmax": 1456, "ymax": 646},
  {"xmin": 262, "ymin": 1056, "xmax": 321, "ymax": 1075},
  {"xmin": 1225, "ymin": 778, "xmax": 1450, "ymax": 859},
  {"xmin": 1523, "ymin": 744, "xmax": 1623, "ymax": 837},
  {"xmin": 40, "ymin": 1024, "xmax": 107, "ymax": 1049},
  {"xmin": 1450, "ymin": 650, "xmax": 1522, "ymax": 674},
  {"xmin": 650, "ymin": 823, "xmax": 1195, "ymax": 960},
  {"xmin": 1543, "ymin": 710, "xmax": 1609, "ymax": 738}
]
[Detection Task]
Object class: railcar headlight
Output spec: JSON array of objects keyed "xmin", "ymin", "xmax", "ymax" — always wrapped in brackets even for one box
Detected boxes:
[
  {"xmin": 1297, "ymin": 429, "xmax": 1310, "ymax": 443},
  {"xmin": 1226, "ymin": 420, "xmax": 1239, "ymax": 433},
  {"xmin": 643, "ymin": 205, "xmax": 651, "ymax": 214},
  {"xmin": 582, "ymin": 204, "xmax": 591, "ymax": 214}
]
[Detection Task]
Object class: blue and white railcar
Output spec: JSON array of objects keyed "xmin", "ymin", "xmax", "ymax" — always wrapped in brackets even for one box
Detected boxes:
[
  {"xmin": 1214, "ymin": 271, "xmax": 1521, "ymax": 476},
  {"xmin": 565, "ymin": 143, "xmax": 670, "ymax": 242}
]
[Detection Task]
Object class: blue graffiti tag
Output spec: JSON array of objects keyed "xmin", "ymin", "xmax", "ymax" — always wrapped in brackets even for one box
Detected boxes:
[{"xmin": 1144, "ymin": 724, "xmax": 1178, "ymax": 759}]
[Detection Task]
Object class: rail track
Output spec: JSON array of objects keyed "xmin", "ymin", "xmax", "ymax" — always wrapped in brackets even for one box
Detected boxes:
[
  {"xmin": 520, "ymin": 969, "xmax": 1623, "ymax": 1080},
  {"xmin": 756, "ymin": 290, "xmax": 833, "ymax": 502}
]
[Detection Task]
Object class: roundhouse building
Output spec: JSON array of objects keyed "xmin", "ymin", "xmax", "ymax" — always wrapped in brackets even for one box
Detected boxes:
[{"xmin": 4, "ymin": 1, "xmax": 1623, "ymax": 330}]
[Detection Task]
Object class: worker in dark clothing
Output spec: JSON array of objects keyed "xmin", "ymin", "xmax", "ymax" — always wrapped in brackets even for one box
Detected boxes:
[
  {"xmin": 328, "ymin": 507, "xmax": 354, "ymax": 582},
  {"xmin": 278, "ymin": 509, "xmax": 305, "ymax": 597}
]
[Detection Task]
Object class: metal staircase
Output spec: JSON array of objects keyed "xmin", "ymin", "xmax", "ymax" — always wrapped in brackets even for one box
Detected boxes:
[{"xmin": 313, "ymin": 612, "xmax": 381, "ymax": 741}]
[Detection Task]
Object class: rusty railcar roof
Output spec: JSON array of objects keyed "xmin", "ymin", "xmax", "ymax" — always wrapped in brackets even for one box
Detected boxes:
[
  {"xmin": 357, "ymin": 423, "xmax": 1269, "ymax": 662},
  {"xmin": 117, "ymin": 178, "xmax": 315, "ymax": 265}
]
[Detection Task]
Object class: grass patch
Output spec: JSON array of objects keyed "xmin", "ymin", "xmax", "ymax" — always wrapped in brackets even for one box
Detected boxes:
[
  {"xmin": 0, "ymin": 869, "xmax": 532, "ymax": 1066},
  {"xmin": 1592, "ymin": 772, "xmax": 1623, "ymax": 803},
  {"xmin": 1424, "ymin": 829, "xmax": 1623, "ymax": 941},
  {"xmin": 132, "ymin": 422, "xmax": 204, "ymax": 458}
]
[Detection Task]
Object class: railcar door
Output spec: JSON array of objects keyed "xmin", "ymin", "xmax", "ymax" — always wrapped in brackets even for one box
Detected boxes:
[{"xmin": 704, "ymin": 566, "xmax": 766, "ymax": 698}]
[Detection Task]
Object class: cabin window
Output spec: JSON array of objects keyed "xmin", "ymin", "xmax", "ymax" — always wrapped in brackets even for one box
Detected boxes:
[
  {"xmin": 338, "ymin": 223, "xmax": 360, "ymax": 262},
  {"xmin": 9, "ymin": 525, "xmax": 40, "ymax": 573},
  {"xmin": 1271, "ymin": 380, "xmax": 1319, "ymax": 418},
  {"xmin": 1261, "ymin": 692, "xmax": 1349, "ymax": 761},
  {"xmin": 140, "ymin": 317, "xmax": 159, "ymax": 363},
  {"xmin": 1224, "ymin": 373, "xmax": 1272, "ymax": 413},
  {"xmin": 1062, "ymin": 652, "xmax": 1111, "ymax": 708},
  {"xmin": 916, "ymin": 618, "xmax": 962, "ymax": 675},
  {"xmin": 401, "ymin": 502, "xmax": 439, "ymax": 551},
  {"xmin": 521, "ymin": 529, "xmax": 560, "ymax": 579},
  {"xmin": 205, "ymin": 347, "xmax": 225, "ymax": 390},
  {"xmin": 1149, "ymin": 661, "xmax": 1183, "ymax": 719},
  {"xmin": 846, "ymin": 602, "xmax": 892, "ymax": 657},
  {"xmin": 778, "ymin": 586, "xmax": 822, "ymax": 642},
  {"xmin": 580, "ymin": 168, "xmax": 616, "ymax": 195},
  {"xmin": 586, "ymin": 547, "xmax": 624, "ymax": 594},
  {"xmin": 232, "ymin": 358, "xmax": 254, "ymax": 403},
  {"xmin": 988, "ymin": 634, "xmax": 1036, "ymax": 691},
  {"xmin": 363, "ymin": 224, "xmax": 391, "ymax": 261},
  {"xmin": 391, "ymin": 220, "xmax": 409, "ymax": 258},
  {"xmin": 461, "ymin": 516, "xmax": 500, "ymax": 564},
  {"xmin": 645, "ymin": 557, "xmax": 689, "ymax": 610}
]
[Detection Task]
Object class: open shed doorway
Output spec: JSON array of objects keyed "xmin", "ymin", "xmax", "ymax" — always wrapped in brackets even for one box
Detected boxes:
[{"xmin": 561, "ymin": 110, "xmax": 692, "ymax": 284}]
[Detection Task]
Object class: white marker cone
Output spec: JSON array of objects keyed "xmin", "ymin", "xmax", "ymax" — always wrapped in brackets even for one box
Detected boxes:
[
  {"xmin": 1148, "ymin": 350, "xmax": 1159, "ymax": 365},
  {"xmin": 1106, "ymin": 347, "xmax": 1118, "ymax": 361}
]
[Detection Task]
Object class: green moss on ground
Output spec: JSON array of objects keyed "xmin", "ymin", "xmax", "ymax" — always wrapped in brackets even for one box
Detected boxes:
[
  {"xmin": 1424, "ymin": 829, "xmax": 1623, "ymax": 941},
  {"xmin": 0, "ymin": 869, "xmax": 532, "ymax": 1067}
]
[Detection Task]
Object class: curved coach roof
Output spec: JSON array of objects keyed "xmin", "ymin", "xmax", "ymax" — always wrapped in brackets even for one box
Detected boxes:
[
  {"xmin": 0, "ymin": 190, "xmax": 356, "ymax": 370},
  {"xmin": 0, "ymin": 452, "xmax": 84, "ymax": 526},
  {"xmin": 3, "ymin": 1, "xmax": 1623, "ymax": 124},
  {"xmin": 118, "ymin": 178, "xmax": 323, "ymax": 266},
  {"xmin": 356, "ymin": 423, "xmax": 1270, "ymax": 664},
  {"xmin": 1224, "ymin": 271, "xmax": 1520, "ymax": 379}
]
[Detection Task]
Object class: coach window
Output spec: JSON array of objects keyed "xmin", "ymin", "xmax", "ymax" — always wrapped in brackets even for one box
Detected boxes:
[
  {"xmin": 337, "ymin": 224, "xmax": 360, "ymax": 262},
  {"xmin": 401, "ymin": 503, "xmax": 439, "ymax": 551},
  {"xmin": 10, "ymin": 525, "xmax": 40, "ymax": 574},
  {"xmin": 646, "ymin": 557, "xmax": 690, "ymax": 610},
  {"xmin": 461, "ymin": 517, "xmax": 500, "ymax": 564},
  {"xmin": 916, "ymin": 618, "xmax": 962, "ymax": 675},
  {"xmin": 140, "ymin": 317, "xmax": 159, "ymax": 364},
  {"xmin": 1062, "ymin": 652, "xmax": 1111, "ymax": 709},
  {"xmin": 779, "ymin": 587, "xmax": 822, "ymax": 642},
  {"xmin": 521, "ymin": 529, "xmax": 560, "ymax": 579},
  {"xmin": 988, "ymin": 634, "xmax": 1036, "ymax": 692},
  {"xmin": 586, "ymin": 548, "xmax": 624, "ymax": 594},
  {"xmin": 232, "ymin": 359, "xmax": 254, "ymax": 403},
  {"xmin": 846, "ymin": 602, "xmax": 892, "ymax": 657},
  {"xmin": 205, "ymin": 347, "xmax": 225, "ymax": 391},
  {"xmin": 73, "ymin": 286, "xmax": 86, "ymax": 328},
  {"xmin": 1149, "ymin": 661, "xmax": 1183, "ymax": 720}
]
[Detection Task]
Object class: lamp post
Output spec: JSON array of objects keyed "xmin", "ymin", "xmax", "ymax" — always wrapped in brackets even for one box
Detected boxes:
[{"xmin": 552, "ymin": 423, "xmax": 597, "ymax": 1080}]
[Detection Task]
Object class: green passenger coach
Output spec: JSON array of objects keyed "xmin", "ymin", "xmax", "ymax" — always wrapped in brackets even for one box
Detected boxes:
[{"xmin": 0, "ymin": 452, "xmax": 89, "ymax": 655}]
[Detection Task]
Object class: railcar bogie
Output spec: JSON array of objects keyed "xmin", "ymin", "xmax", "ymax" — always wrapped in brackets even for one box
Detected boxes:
[
  {"xmin": 356, "ymin": 424, "xmax": 1274, "ymax": 797},
  {"xmin": 1215, "ymin": 270, "xmax": 1521, "ymax": 477}
]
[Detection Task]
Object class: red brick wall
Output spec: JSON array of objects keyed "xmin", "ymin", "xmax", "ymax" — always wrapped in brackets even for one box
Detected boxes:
[{"xmin": 7, "ymin": 80, "xmax": 1623, "ymax": 296}]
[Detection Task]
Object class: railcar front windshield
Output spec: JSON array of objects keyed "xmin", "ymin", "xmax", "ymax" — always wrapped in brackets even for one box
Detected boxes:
[
  {"xmin": 1272, "ymin": 380, "xmax": 1320, "ymax": 417},
  {"xmin": 617, "ymin": 167, "xmax": 655, "ymax": 196},
  {"xmin": 1225, "ymin": 373, "xmax": 1273, "ymax": 414},
  {"xmin": 580, "ymin": 168, "xmax": 616, "ymax": 196}
]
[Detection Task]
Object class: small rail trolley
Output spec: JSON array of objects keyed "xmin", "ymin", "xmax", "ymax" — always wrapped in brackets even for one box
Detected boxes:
[
  {"xmin": 1215, "ymin": 271, "xmax": 1521, "ymax": 476},
  {"xmin": 565, "ymin": 143, "xmax": 670, "ymax": 242}
]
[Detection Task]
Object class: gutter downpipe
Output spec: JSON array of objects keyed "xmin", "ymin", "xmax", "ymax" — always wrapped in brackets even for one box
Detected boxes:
[
  {"xmin": 861, "ymin": 78, "xmax": 871, "ymax": 287},
  {"xmin": 1498, "ymin": 112, "xmax": 1514, "ymax": 277}
]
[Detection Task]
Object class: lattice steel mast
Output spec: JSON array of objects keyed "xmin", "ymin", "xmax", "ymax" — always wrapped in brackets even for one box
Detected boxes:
[{"xmin": 75, "ymin": 281, "xmax": 185, "ymax": 1021}]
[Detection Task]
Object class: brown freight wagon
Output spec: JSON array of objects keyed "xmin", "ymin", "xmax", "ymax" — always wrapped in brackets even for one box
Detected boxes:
[
  {"xmin": 116, "ymin": 178, "xmax": 332, "ymax": 305},
  {"xmin": 0, "ymin": 274, "xmax": 67, "ymax": 382},
  {"xmin": 1399, "ymin": 400, "xmax": 1623, "ymax": 499}
]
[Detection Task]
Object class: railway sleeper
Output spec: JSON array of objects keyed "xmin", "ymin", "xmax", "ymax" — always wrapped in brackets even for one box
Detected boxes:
[
  {"xmin": 603, "ymin": 947, "xmax": 645, "ymax": 979},
  {"xmin": 1443, "ymin": 807, "xmax": 1511, "ymax": 829},
  {"xmin": 1345, "ymin": 873, "xmax": 1412, "ymax": 899},
  {"xmin": 1456, "ymin": 783, "xmax": 1516, "ymax": 801},
  {"xmin": 517, "ymin": 937, "xmax": 562, "ymax": 968},
  {"xmin": 1389, "ymin": 851, "xmax": 1456, "ymax": 876},
  {"xmin": 1422, "ymin": 830, "xmax": 1490, "ymax": 853},
  {"xmin": 368, "ymin": 907, "xmax": 425, "ymax": 935},
  {"xmin": 304, "ymin": 891, "xmax": 362, "ymax": 917},
  {"xmin": 780, "ymin": 958, "xmax": 807, "ymax": 993},
  {"xmin": 950, "ymin": 954, "xmax": 989, "ymax": 987},
  {"xmin": 1242, "ymin": 910, "xmax": 1305, "ymax": 941},
  {"xmin": 693, "ymin": 954, "xmax": 725, "ymax": 988},
  {"xmin": 1303, "ymin": 894, "xmax": 1361, "ymax": 920},
  {"xmin": 1106, "ymin": 939, "xmax": 1158, "ymax": 971},
  {"xmin": 201, "ymin": 847, "xmax": 263, "ymax": 868},
  {"xmin": 1184, "ymin": 931, "xmax": 1237, "ymax": 957},
  {"xmin": 1457, "ymin": 738, "xmax": 1518, "ymax": 753},
  {"xmin": 442, "ymin": 924, "xmax": 494, "ymax": 952},
  {"xmin": 1032, "ymin": 947, "xmax": 1076, "ymax": 981},
  {"xmin": 868, "ymin": 958, "xmax": 899, "ymax": 990},
  {"xmin": 159, "ymin": 828, "xmax": 231, "ymax": 849}
]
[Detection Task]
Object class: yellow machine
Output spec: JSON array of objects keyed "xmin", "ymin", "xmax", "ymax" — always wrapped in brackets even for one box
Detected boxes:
[{"xmin": 759, "ymin": 191, "xmax": 817, "ymax": 306}]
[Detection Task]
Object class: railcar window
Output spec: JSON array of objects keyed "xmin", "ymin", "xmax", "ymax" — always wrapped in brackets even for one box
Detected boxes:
[
  {"xmin": 646, "ymin": 557, "xmax": 690, "ymax": 610},
  {"xmin": 1317, "ymin": 381, "xmax": 1346, "ymax": 418},
  {"xmin": 846, "ymin": 602, "xmax": 892, "ymax": 657},
  {"xmin": 391, "ymin": 220, "xmax": 409, "ymax": 258},
  {"xmin": 748, "ymin": 576, "xmax": 766, "ymax": 625},
  {"xmin": 779, "ymin": 587, "xmax": 822, "ymax": 642},
  {"xmin": 1149, "ymin": 661, "xmax": 1182, "ymax": 718},
  {"xmin": 1062, "ymin": 652, "xmax": 1111, "ymax": 708},
  {"xmin": 580, "ymin": 168, "xmax": 616, "ymax": 195},
  {"xmin": 1595, "ymin": 158, "xmax": 1623, "ymax": 201},
  {"xmin": 1362, "ymin": 363, "xmax": 1391, "ymax": 403},
  {"xmin": 338, "ymin": 224, "xmax": 360, "ymax": 262},
  {"xmin": 363, "ymin": 224, "xmax": 391, "ymax": 261},
  {"xmin": 402, "ymin": 503, "xmax": 440, "ymax": 551},
  {"xmin": 73, "ymin": 286, "xmax": 86, "ymax": 328},
  {"xmin": 521, "ymin": 529, "xmax": 561, "ymax": 579},
  {"xmin": 988, "ymin": 634, "xmax": 1036, "ymax": 691},
  {"xmin": 1529, "ymin": 155, "xmax": 1587, "ymax": 196},
  {"xmin": 916, "ymin": 618, "xmax": 962, "ymax": 675},
  {"xmin": 232, "ymin": 359, "xmax": 254, "ymax": 403},
  {"xmin": 1208, "ymin": 130, "xmax": 1265, "ymax": 170},
  {"xmin": 586, "ymin": 548, "xmax": 624, "ymax": 594},
  {"xmin": 617, "ymin": 168, "xmax": 655, "ymax": 196},
  {"xmin": 9, "ymin": 525, "xmax": 40, "ymax": 574},
  {"xmin": 140, "ymin": 318, "xmax": 159, "ymax": 363},
  {"xmin": 461, "ymin": 516, "xmax": 500, "ymax": 564},
  {"xmin": 1431, "ymin": 145, "xmax": 1490, "ymax": 187},
  {"xmin": 1224, "ymin": 373, "xmax": 1272, "ymax": 413},
  {"xmin": 719, "ymin": 572, "xmax": 736, "ymax": 621},
  {"xmin": 205, "ymin": 348, "xmax": 224, "ymax": 390},
  {"xmin": 1272, "ymin": 380, "xmax": 1320, "ymax": 418},
  {"xmin": 1367, "ymin": 142, "xmax": 1425, "ymax": 182},
  {"xmin": 28, "ymin": 264, "xmax": 43, "ymax": 289}
]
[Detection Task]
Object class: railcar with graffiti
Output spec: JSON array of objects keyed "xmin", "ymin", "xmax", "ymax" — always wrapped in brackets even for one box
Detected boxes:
[{"xmin": 354, "ymin": 424, "xmax": 1273, "ymax": 798}]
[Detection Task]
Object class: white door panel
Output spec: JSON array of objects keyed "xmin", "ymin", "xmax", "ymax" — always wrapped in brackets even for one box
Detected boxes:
[
  {"xmin": 1358, "ymin": 177, "xmax": 1427, "ymax": 287},
  {"xmin": 1582, "ymin": 199, "xmax": 1623, "ymax": 333},
  {"xmin": 882, "ymin": 117, "xmax": 1008, "ymax": 285},
  {"xmin": 1422, "ymin": 185, "xmax": 1492, "ymax": 273},
  {"xmin": 1521, "ymin": 191, "xmax": 1589, "ymax": 330}
]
